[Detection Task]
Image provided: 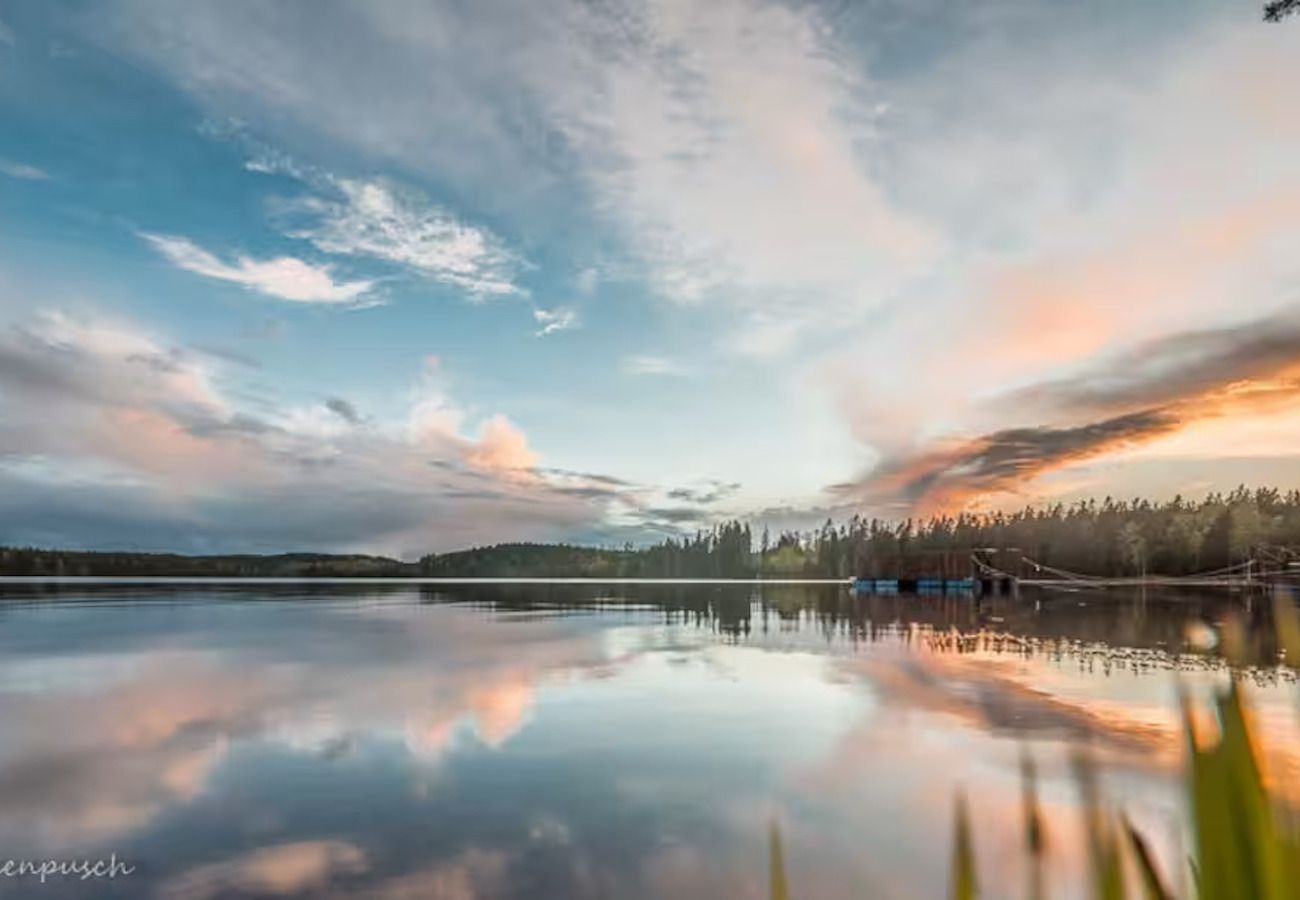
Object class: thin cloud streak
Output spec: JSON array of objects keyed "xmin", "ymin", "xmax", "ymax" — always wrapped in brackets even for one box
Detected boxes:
[
  {"xmin": 143, "ymin": 233, "xmax": 373, "ymax": 304},
  {"xmin": 533, "ymin": 306, "xmax": 578, "ymax": 337},
  {"xmin": 621, "ymin": 355, "xmax": 691, "ymax": 378},
  {"xmin": 0, "ymin": 158, "xmax": 49, "ymax": 180}
]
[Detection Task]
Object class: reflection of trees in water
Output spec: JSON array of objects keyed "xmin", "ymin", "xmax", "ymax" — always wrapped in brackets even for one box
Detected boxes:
[
  {"xmin": 914, "ymin": 628, "xmax": 1298, "ymax": 687},
  {"xmin": 418, "ymin": 582, "xmax": 1297, "ymax": 677},
  {"xmin": 5, "ymin": 580, "xmax": 1293, "ymax": 677},
  {"xmin": 418, "ymin": 582, "xmax": 760, "ymax": 637}
]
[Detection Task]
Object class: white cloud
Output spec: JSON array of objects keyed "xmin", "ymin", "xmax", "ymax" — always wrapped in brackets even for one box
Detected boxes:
[
  {"xmin": 0, "ymin": 158, "xmax": 50, "ymax": 180},
  {"xmin": 0, "ymin": 309, "xmax": 637, "ymax": 555},
  {"xmin": 533, "ymin": 306, "xmax": 578, "ymax": 337},
  {"xmin": 533, "ymin": 0, "xmax": 936, "ymax": 352},
  {"xmin": 85, "ymin": 0, "xmax": 1300, "ymax": 513},
  {"xmin": 0, "ymin": 17, "xmax": 13, "ymax": 47},
  {"xmin": 142, "ymin": 233, "xmax": 373, "ymax": 304},
  {"xmin": 825, "ymin": 18, "xmax": 1300, "ymax": 455},
  {"xmin": 621, "ymin": 354, "xmax": 691, "ymax": 378},
  {"xmin": 575, "ymin": 267, "xmax": 599, "ymax": 296},
  {"xmin": 98, "ymin": 0, "xmax": 929, "ymax": 351},
  {"xmin": 288, "ymin": 178, "xmax": 522, "ymax": 299}
]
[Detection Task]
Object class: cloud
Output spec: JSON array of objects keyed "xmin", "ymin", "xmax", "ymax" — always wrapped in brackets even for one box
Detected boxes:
[
  {"xmin": 0, "ymin": 18, "xmax": 13, "ymax": 47},
  {"xmin": 666, "ymin": 481, "xmax": 741, "ymax": 505},
  {"xmin": 996, "ymin": 310, "xmax": 1300, "ymax": 423},
  {"xmin": 0, "ymin": 309, "xmax": 638, "ymax": 555},
  {"xmin": 838, "ymin": 410, "xmax": 1180, "ymax": 513},
  {"xmin": 95, "ymin": 0, "xmax": 932, "ymax": 353},
  {"xmin": 640, "ymin": 506, "xmax": 711, "ymax": 525},
  {"xmin": 533, "ymin": 306, "xmax": 578, "ymax": 337},
  {"xmin": 838, "ymin": 308, "xmax": 1300, "ymax": 511},
  {"xmin": 827, "ymin": 17, "xmax": 1300, "ymax": 456},
  {"xmin": 143, "ymin": 233, "xmax": 373, "ymax": 304},
  {"xmin": 463, "ymin": 415, "xmax": 540, "ymax": 476},
  {"xmin": 79, "ymin": 0, "xmax": 1300, "ymax": 511},
  {"xmin": 0, "ymin": 594, "xmax": 612, "ymax": 856},
  {"xmin": 0, "ymin": 158, "xmax": 49, "ymax": 180},
  {"xmin": 621, "ymin": 355, "xmax": 691, "ymax": 377},
  {"xmin": 535, "ymin": 0, "xmax": 935, "ymax": 352},
  {"xmin": 575, "ymin": 267, "xmax": 599, "ymax": 295},
  {"xmin": 287, "ymin": 178, "xmax": 522, "ymax": 299},
  {"xmin": 324, "ymin": 396, "xmax": 362, "ymax": 425}
]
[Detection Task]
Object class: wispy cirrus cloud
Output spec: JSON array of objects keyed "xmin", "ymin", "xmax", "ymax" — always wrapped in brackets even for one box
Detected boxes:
[
  {"xmin": 535, "ymin": 0, "xmax": 935, "ymax": 355},
  {"xmin": 0, "ymin": 158, "xmax": 49, "ymax": 180},
  {"xmin": 143, "ymin": 233, "xmax": 373, "ymax": 304},
  {"xmin": 286, "ymin": 178, "xmax": 522, "ymax": 299},
  {"xmin": 533, "ymin": 306, "xmax": 578, "ymax": 337},
  {"xmin": 621, "ymin": 354, "xmax": 692, "ymax": 378},
  {"xmin": 96, "ymin": 0, "xmax": 931, "ymax": 354}
]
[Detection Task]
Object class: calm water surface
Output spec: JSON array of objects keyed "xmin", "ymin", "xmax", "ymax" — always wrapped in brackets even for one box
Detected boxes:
[{"xmin": 1, "ymin": 582, "xmax": 1296, "ymax": 899}]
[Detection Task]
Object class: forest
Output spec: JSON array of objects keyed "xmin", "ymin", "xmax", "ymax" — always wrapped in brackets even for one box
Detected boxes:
[
  {"xmin": 420, "ymin": 486, "xmax": 1300, "ymax": 579},
  {"xmin": 0, "ymin": 549, "xmax": 412, "ymax": 578},
  {"xmin": 4, "ymin": 486, "xmax": 1299, "ymax": 579}
]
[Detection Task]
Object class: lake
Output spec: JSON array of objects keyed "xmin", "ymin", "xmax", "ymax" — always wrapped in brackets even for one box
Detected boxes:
[{"xmin": 1, "ymin": 581, "xmax": 1296, "ymax": 899}]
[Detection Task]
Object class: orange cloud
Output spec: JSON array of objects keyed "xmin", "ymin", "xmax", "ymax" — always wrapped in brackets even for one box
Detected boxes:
[
  {"xmin": 839, "ymin": 309, "xmax": 1300, "ymax": 513},
  {"xmin": 464, "ymin": 414, "xmax": 539, "ymax": 476}
]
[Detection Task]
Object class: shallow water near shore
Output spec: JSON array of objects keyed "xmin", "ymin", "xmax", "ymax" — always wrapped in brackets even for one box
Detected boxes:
[{"xmin": 1, "ymin": 581, "xmax": 1296, "ymax": 899}]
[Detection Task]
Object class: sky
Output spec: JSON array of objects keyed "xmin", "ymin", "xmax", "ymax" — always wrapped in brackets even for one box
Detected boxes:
[{"xmin": 1, "ymin": 0, "xmax": 1298, "ymax": 557}]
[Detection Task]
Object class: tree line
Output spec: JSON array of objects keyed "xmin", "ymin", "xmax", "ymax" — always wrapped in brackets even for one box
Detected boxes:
[
  {"xmin": 422, "ymin": 486, "xmax": 1300, "ymax": 579},
  {"xmin": 5, "ymin": 486, "xmax": 1300, "ymax": 578}
]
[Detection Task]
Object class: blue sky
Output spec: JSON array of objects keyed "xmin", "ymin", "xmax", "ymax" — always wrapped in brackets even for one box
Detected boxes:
[{"xmin": 1, "ymin": 0, "xmax": 1299, "ymax": 556}]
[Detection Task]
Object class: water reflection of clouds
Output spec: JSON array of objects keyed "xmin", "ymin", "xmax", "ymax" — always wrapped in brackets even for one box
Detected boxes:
[
  {"xmin": 776, "ymin": 649, "xmax": 1190, "ymax": 898},
  {"xmin": 0, "ymin": 600, "xmax": 613, "ymax": 859},
  {"xmin": 2, "ymin": 588, "xmax": 1297, "ymax": 899},
  {"xmin": 770, "ymin": 637, "xmax": 1300, "ymax": 898},
  {"xmin": 847, "ymin": 649, "xmax": 1177, "ymax": 762},
  {"xmin": 156, "ymin": 841, "xmax": 510, "ymax": 900}
]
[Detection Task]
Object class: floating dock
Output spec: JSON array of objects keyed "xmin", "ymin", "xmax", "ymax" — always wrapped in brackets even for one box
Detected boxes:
[
  {"xmin": 851, "ymin": 576, "xmax": 980, "ymax": 595},
  {"xmin": 852, "ymin": 549, "xmax": 1020, "ymax": 596},
  {"xmin": 852, "ymin": 548, "xmax": 1291, "ymax": 596}
]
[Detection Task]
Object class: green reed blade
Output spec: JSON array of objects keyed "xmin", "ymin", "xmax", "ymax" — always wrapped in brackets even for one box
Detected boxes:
[
  {"xmin": 950, "ymin": 791, "xmax": 978, "ymax": 900},
  {"xmin": 769, "ymin": 821, "xmax": 791, "ymax": 900},
  {"xmin": 1122, "ymin": 815, "xmax": 1172, "ymax": 900}
]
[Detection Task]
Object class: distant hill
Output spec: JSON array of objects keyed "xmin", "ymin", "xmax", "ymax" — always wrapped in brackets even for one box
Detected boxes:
[
  {"xmin": 0, "ymin": 548, "xmax": 413, "ymax": 577},
  {"xmin": 418, "ymin": 542, "xmax": 639, "ymax": 578}
]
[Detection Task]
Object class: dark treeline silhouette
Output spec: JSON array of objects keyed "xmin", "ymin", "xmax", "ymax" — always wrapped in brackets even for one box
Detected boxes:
[
  {"xmin": 5, "ymin": 486, "xmax": 1300, "ymax": 579},
  {"xmin": 422, "ymin": 486, "xmax": 1300, "ymax": 579},
  {"xmin": 0, "ymin": 549, "xmax": 412, "ymax": 578},
  {"xmin": 418, "ymin": 521, "xmax": 755, "ymax": 578}
]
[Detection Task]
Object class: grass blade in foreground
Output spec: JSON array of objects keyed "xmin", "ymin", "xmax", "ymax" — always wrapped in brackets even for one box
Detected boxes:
[
  {"xmin": 769, "ymin": 821, "xmax": 790, "ymax": 900},
  {"xmin": 951, "ymin": 791, "xmax": 978, "ymax": 900}
]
